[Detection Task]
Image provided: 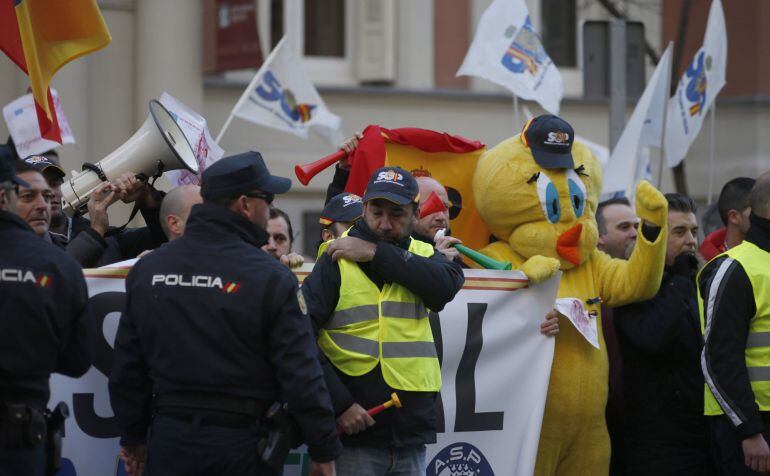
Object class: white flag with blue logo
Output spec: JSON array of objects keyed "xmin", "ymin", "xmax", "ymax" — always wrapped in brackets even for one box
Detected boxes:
[
  {"xmin": 602, "ymin": 44, "xmax": 673, "ymax": 198},
  {"xmin": 456, "ymin": 0, "xmax": 563, "ymax": 114},
  {"xmin": 664, "ymin": 0, "xmax": 727, "ymax": 167},
  {"xmin": 228, "ymin": 37, "xmax": 344, "ymax": 146}
]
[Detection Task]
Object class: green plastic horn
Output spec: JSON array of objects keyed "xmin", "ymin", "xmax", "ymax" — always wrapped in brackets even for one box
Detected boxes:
[{"xmin": 454, "ymin": 243, "xmax": 512, "ymax": 270}]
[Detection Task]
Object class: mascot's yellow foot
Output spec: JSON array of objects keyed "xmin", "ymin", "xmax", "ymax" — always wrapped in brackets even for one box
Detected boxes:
[
  {"xmin": 520, "ymin": 255, "xmax": 561, "ymax": 284},
  {"xmin": 634, "ymin": 180, "xmax": 668, "ymax": 228}
]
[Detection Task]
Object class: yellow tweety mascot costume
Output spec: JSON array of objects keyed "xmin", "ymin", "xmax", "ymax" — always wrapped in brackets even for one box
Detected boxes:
[{"xmin": 473, "ymin": 115, "xmax": 668, "ymax": 475}]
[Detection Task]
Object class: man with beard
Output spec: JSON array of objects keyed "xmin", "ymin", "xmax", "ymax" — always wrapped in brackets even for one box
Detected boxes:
[
  {"xmin": 301, "ymin": 166, "xmax": 464, "ymax": 475},
  {"xmin": 613, "ymin": 193, "xmax": 714, "ymax": 475},
  {"xmin": 261, "ymin": 207, "xmax": 305, "ymax": 268}
]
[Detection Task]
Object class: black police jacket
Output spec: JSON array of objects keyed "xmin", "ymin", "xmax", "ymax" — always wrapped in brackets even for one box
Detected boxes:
[
  {"xmin": 301, "ymin": 219, "xmax": 465, "ymax": 447},
  {"xmin": 108, "ymin": 203, "xmax": 342, "ymax": 462},
  {"xmin": 0, "ymin": 210, "xmax": 94, "ymax": 410}
]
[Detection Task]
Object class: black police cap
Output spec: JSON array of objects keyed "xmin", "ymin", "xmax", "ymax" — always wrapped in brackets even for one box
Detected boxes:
[{"xmin": 201, "ymin": 151, "xmax": 291, "ymax": 201}]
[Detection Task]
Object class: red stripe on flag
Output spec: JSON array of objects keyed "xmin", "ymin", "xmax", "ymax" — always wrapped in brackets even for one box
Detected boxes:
[
  {"xmin": 37, "ymin": 89, "xmax": 61, "ymax": 143},
  {"xmin": 379, "ymin": 127, "xmax": 484, "ymax": 154},
  {"xmin": 344, "ymin": 125, "xmax": 387, "ymax": 196},
  {"xmin": 0, "ymin": 0, "xmax": 27, "ymax": 71}
]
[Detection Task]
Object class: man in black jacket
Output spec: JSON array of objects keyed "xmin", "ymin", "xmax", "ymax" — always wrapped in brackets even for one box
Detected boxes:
[
  {"xmin": 0, "ymin": 157, "xmax": 94, "ymax": 475},
  {"xmin": 109, "ymin": 151, "xmax": 340, "ymax": 476},
  {"xmin": 614, "ymin": 193, "xmax": 714, "ymax": 475},
  {"xmin": 302, "ymin": 166, "xmax": 465, "ymax": 475},
  {"xmin": 700, "ymin": 172, "xmax": 770, "ymax": 475}
]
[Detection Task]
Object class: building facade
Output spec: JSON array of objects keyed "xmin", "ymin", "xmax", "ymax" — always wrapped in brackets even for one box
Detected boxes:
[{"xmin": 1, "ymin": 0, "xmax": 767, "ymax": 255}]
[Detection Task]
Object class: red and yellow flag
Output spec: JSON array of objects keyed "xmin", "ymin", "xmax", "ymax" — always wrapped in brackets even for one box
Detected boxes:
[
  {"xmin": 344, "ymin": 125, "xmax": 490, "ymax": 251},
  {"xmin": 0, "ymin": 0, "xmax": 111, "ymax": 142}
]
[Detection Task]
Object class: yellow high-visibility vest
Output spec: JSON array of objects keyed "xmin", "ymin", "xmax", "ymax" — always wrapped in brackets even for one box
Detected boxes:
[
  {"xmin": 700, "ymin": 241, "xmax": 770, "ymax": 415},
  {"xmin": 317, "ymin": 231, "xmax": 441, "ymax": 392}
]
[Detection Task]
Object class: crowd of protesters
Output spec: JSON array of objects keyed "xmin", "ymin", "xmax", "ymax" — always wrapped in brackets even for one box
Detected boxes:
[{"xmin": 2, "ymin": 128, "xmax": 770, "ymax": 476}]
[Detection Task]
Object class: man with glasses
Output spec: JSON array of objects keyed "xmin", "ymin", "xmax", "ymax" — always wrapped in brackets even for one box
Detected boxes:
[{"xmin": 109, "ymin": 151, "xmax": 340, "ymax": 476}]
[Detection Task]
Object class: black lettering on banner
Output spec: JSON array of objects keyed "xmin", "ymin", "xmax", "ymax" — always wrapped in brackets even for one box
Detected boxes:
[
  {"xmin": 429, "ymin": 311, "xmax": 445, "ymax": 433},
  {"xmin": 454, "ymin": 303, "xmax": 503, "ymax": 432},
  {"xmin": 73, "ymin": 292, "xmax": 124, "ymax": 438}
]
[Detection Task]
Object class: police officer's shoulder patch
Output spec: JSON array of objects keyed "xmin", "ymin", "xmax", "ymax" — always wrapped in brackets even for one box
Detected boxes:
[{"xmin": 297, "ymin": 289, "xmax": 308, "ymax": 315}]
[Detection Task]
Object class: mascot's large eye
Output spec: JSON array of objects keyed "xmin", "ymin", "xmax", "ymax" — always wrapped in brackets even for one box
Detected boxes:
[
  {"xmin": 535, "ymin": 172, "xmax": 561, "ymax": 224},
  {"xmin": 566, "ymin": 169, "xmax": 587, "ymax": 217}
]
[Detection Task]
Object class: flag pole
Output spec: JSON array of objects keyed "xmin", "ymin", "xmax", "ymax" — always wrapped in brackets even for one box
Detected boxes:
[
  {"xmin": 657, "ymin": 41, "xmax": 674, "ymax": 189},
  {"xmin": 707, "ymin": 102, "xmax": 716, "ymax": 205},
  {"xmin": 215, "ymin": 36, "xmax": 288, "ymax": 144},
  {"xmin": 513, "ymin": 94, "xmax": 520, "ymax": 128}
]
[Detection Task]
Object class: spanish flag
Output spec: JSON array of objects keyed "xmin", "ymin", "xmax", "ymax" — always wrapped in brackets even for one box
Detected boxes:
[
  {"xmin": 344, "ymin": 125, "xmax": 490, "ymax": 251},
  {"xmin": 0, "ymin": 0, "xmax": 111, "ymax": 142}
]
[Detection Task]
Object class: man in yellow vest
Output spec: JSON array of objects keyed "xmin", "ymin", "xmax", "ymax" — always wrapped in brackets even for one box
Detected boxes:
[
  {"xmin": 699, "ymin": 172, "xmax": 770, "ymax": 475},
  {"xmin": 301, "ymin": 166, "xmax": 464, "ymax": 476}
]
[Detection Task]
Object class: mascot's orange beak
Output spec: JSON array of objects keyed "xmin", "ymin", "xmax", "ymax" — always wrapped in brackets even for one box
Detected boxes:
[{"xmin": 557, "ymin": 223, "xmax": 583, "ymax": 267}]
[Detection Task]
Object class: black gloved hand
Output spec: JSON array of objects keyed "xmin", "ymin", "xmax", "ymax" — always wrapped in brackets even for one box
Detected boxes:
[{"xmin": 670, "ymin": 252, "xmax": 698, "ymax": 278}]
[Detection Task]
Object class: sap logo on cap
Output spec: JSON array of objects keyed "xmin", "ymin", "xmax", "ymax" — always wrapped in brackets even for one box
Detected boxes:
[
  {"xmin": 374, "ymin": 170, "xmax": 404, "ymax": 186},
  {"xmin": 546, "ymin": 131, "xmax": 570, "ymax": 146},
  {"xmin": 427, "ymin": 442, "xmax": 494, "ymax": 476},
  {"xmin": 151, "ymin": 274, "xmax": 241, "ymax": 294},
  {"xmin": 342, "ymin": 194, "xmax": 362, "ymax": 207},
  {"xmin": 0, "ymin": 268, "xmax": 52, "ymax": 287}
]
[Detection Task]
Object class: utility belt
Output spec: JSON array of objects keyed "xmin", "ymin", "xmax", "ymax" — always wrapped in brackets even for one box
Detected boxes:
[
  {"xmin": 0, "ymin": 401, "xmax": 69, "ymax": 475},
  {"xmin": 152, "ymin": 393, "xmax": 301, "ymax": 471}
]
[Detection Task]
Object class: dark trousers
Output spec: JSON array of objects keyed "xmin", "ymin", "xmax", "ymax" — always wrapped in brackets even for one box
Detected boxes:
[
  {"xmin": 145, "ymin": 414, "xmax": 276, "ymax": 476},
  {"xmin": 0, "ymin": 438, "xmax": 45, "ymax": 476},
  {"xmin": 711, "ymin": 414, "xmax": 770, "ymax": 476}
]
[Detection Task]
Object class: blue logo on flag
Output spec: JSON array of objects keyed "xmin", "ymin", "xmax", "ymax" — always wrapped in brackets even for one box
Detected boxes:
[
  {"xmin": 254, "ymin": 71, "xmax": 316, "ymax": 125},
  {"xmin": 684, "ymin": 51, "xmax": 707, "ymax": 117},
  {"xmin": 501, "ymin": 16, "xmax": 548, "ymax": 76},
  {"xmin": 427, "ymin": 442, "xmax": 494, "ymax": 476}
]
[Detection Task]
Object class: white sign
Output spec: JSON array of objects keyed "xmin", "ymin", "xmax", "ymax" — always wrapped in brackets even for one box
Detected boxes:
[
  {"xmin": 159, "ymin": 92, "xmax": 224, "ymax": 187},
  {"xmin": 3, "ymin": 89, "xmax": 75, "ymax": 157},
  {"xmin": 52, "ymin": 264, "xmax": 559, "ymax": 475},
  {"xmin": 457, "ymin": 0, "xmax": 564, "ymax": 115}
]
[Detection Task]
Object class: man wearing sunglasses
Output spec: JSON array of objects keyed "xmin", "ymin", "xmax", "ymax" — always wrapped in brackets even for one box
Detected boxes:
[{"xmin": 109, "ymin": 151, "xmax": 340, "ymax": 476}]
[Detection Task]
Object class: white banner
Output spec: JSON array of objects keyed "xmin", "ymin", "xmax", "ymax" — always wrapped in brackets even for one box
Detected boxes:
[
  {"xmin": 159, "ymin": 92, "xmax": 225, "ymax": 187},
  {"xmin": 457, "ymin": 0, "xmax": 563, "ymax": 115},
  {"xmin": 3, "ymin": 89, "xmax": 75, "ymax": 158},
  {"xmin": 664, "ymin": 0, "xmax": 727, "ymax": 167},
  {"xmin": 52, "ymin": 264, "xmax": 559, "ymax": 475},
  {"xmin": 228, "ymin": 36, "xmax": 344, "ymax": 146}
]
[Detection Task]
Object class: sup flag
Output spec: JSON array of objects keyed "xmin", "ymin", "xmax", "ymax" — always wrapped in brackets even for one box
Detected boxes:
[
  {"xmin": 457, "ymin": 0, "xmax": 563, "ymax": 114},
  {"xmin": 664, "ymin": 0, "xmax": 727, "ymax": 167},
  {"xmin": 225, "ymin": 36, "xmax": 344, "ymax": 146},
  {"xmin": 343, "ymin": 126, "xmax": 490, "ymax": 251},
  {"xmin": 0, "ymin": 0, "xmax": 111, "ymax": 143}
]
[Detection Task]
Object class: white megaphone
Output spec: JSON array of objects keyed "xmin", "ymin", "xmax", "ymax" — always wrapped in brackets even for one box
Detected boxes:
[{"xmin": 61, "ymin": 100, "xmax": 200, "ymax": 215}]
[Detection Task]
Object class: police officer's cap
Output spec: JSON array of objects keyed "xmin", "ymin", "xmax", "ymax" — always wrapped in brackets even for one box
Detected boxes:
[
  {"xmin": 0, "ymin": 145, "xmax": 28, "ymax": 187},
  {"xmin": 201, "ymin": 151, "xmax": 291, "ymax": 200}
]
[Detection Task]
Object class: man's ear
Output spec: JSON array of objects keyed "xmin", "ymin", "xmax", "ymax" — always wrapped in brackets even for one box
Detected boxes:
[
  {"xmin": 230, "ymin": 196, "xmax": 251, "ymax": 220},
  {"xmin": 727, "ymin": 209, "xmax": 741, "ymax": 226},
  {"xmin": 321, "ymin": 228, "xmax": 333, "ymax": 242}
]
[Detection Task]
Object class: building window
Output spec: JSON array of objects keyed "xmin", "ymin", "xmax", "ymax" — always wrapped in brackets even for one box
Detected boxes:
[
  {"xmin": 541, "ymin": 0, "xmax": 576, "ymax": 67},
  {"xmin": 304, "ymin": 0, "xmax": 345, "ymax": 57},
  {"xmin": 303, "ymin": 210, "xmax": 323, "ymax": 257}
]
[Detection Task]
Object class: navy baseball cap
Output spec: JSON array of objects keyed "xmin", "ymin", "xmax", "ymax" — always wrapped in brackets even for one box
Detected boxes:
[
  {"xmin": 521, "ymin": 114, "xmax": 575, "ymax": 169},
  {"xmin": 21, "ymin": 155, "xmax": 65, "ymax": 179},
  {"xmin": 0, "ymin": 153, "xmax": 29, "ymax": 188},
  {"xmin": 320, "ymin": 193, "xmax": 363, "ymax": 225},
  {"xmin": 201, "ymin": 151, "xmax": 291, "ymax": 200},
  {"xmin": 362, "ymin": 166, "xmax": 419, "ymax": 205}
]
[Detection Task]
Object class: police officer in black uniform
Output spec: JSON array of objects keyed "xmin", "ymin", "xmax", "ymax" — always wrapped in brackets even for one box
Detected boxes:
[
  {"xmin": 0, "ymin": 155, "xmax": 94, "ymax": 475},
  {"xmin": 109, "ymin": 151, "xmax": 341, "ymax": 476}
]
